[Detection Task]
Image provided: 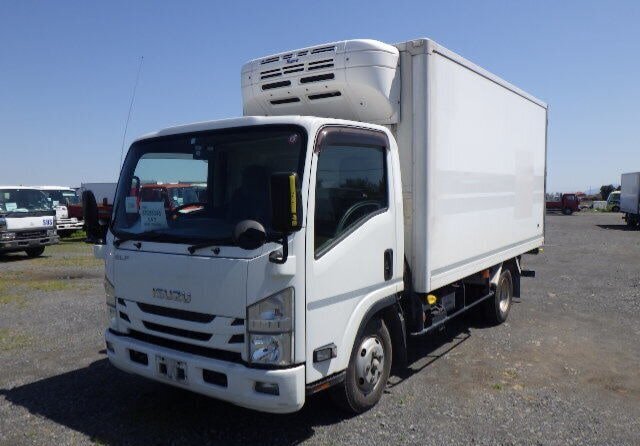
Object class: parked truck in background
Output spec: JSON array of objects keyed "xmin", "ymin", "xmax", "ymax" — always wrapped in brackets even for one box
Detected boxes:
[
  {"xmin": 546, "ymin": 192, "xmax": 580, "ymax": 215},
  {"xmin": 86, "ymin": 38, "xmax": 547, "ymax": 414},
  {"xmin": 606, "ymin": 190, "xmax": 621, "ymax": 212},
  {"xmin": 0, "ymin": 186, "xmax": 59, "ymax": 257},
  {"xmin": 36, "ymin": 186, "xmax": 84, "ymax": 237},
  {"xmin": 67, "ymin": 182, "xmax": 117, "ymax": 230},
  {"xmin": 620, "ymin": 172, "xmax": 640, "ymax": 228}
]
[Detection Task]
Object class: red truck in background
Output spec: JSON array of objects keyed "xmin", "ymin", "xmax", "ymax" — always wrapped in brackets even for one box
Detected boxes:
[{"xmin": 546, "ymin": 193, "xmax": 580, "ymax": 215}]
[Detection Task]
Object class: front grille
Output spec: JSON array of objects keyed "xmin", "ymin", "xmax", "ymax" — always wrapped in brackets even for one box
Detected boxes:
[
  {"xmin": 15, "ymin": 230, "xmax": 46, "ymax": 240},
  {"xmin": 142, "ymin": 321, "xmax": 212, "ymax": 341},
  {"xmin": 137, "ymin": 302, "xmax": 215, "ymax": 323},
  {"xmin": 122, "ymin": 329, "xmax": 244, "ymax": 364}
]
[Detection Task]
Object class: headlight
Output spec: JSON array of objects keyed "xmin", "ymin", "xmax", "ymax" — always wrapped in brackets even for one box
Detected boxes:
[
  {"xmin": 247, "ymin": 288, "xmax": 294, "ymax": 366},
  {"xmin": 1, "ymin": 232, "xmax": 16, "ymax": 241},
  {"xmin": 249, "ymin": 333, "xmax": 292, "ymax": 365}
]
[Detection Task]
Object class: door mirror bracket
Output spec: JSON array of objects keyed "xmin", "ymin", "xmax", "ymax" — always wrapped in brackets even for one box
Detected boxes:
[{"xmin": 268, "ymin": 172, "xmax": 302, "ymax": 264}]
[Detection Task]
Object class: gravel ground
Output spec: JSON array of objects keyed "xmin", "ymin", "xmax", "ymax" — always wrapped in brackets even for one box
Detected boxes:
[{"xmin": 0, "ymin": 213, "xmax": 638, "ymax": 446}]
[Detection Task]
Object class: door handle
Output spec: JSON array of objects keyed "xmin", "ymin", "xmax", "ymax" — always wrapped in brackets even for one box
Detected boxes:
[{"xmin": 384, "ymin": 249, "xmax": 393, "ymax": 281}]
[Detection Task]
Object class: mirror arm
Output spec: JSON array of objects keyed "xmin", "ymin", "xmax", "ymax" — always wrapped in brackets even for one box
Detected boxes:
[{"xmin": 269, "ymin": 233, "xmax": 288, "ymax": 264}]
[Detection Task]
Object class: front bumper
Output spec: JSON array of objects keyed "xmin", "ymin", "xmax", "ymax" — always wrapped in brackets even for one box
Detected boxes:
[
  {"xmin": 56, "ymin": 218, "xmax": 84, "ymax": 231},
  {"xmin": 0, "ymin": 235, "xmax": 59, "ymax": 253},
  {"xmin": 105, "ymin": 329, "xmax": 306, "ymax": 413}
]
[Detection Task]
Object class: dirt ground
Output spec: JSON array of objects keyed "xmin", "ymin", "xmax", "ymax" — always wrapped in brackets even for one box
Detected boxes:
[{"xmin": 0, "ymin": 213, "xmax": 638, "ymax": 446}]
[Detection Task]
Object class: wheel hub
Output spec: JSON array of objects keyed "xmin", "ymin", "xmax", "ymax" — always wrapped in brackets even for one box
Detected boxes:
[
  {"xmin": 355, "ymin": 336, "xmax": 385, "ymax": 393},
  {"xmin": 498, "ymin": 275, "xmax": 512, "ymax": 313}
]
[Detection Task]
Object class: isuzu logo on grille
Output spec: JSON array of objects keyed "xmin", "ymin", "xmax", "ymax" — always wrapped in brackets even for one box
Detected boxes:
[{"xmin": 152, "ymin": 288, "xmax": 192, "ymax": 303}]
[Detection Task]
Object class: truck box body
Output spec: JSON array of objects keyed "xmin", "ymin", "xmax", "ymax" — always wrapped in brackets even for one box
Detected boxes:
[
  {"xmin": 620, "ymin": 172, "xmax": 640, "ymax": 215},
  {"xmin": 243, "ymin": 38, "xmax": 547, "ymax": 293}
]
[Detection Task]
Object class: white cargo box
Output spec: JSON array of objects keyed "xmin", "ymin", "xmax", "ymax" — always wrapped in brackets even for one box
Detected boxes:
[
  {"xmin": 393, "ymin": 39, "xmax": 547, "ymax": 292},
  {"xmin": 620, "ymin": 172, "xmax": 640, "ymax": 214},
  {"xmin": 241, "ymin": 40, "xmax": 400, "ymax": 124}
]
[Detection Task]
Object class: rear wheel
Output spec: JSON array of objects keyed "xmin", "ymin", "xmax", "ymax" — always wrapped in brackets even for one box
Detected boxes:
[
  {"xmin": 562, "ymin": 207, "xmax": 573, "ymax": 215},
  {"xmin": 25, "ymin": 247, "xmax": 45, "ymax": 258},
  {"xmin": 612, "ymin": 206, "xmax": 620, "ymax": 213},
  {"xmin": 482, "ymin": 268, "xmax": 513, "ymax": 325},
  {"xmin": 330, "ymin": 318, "xmax": 392, "ymax": 414}
]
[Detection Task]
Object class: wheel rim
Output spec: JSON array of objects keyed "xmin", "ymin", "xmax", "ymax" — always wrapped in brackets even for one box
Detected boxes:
[
  {"xmin": 498, "ymin": 274, "xmax": 513, "ymax": 313},
  {"xmin": 355, "ymin": 336, "xmax": 385, "ymax": 394}
]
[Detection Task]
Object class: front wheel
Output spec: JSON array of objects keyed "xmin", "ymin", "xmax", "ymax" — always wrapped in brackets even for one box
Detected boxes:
[
  {"xmin": 612, "ymin": 206, "xmax": 620, "ymax": 213},
  {"xmin": 25, "ymin": 247, "xmax": 45, "ymax": 258},
  {"xmin": 330, "ymin": 318, "xmax": 392, "ymax": 414},
  {"xmin": 482, "ymin": 268, "xmax": 514, "ymax": 325}
]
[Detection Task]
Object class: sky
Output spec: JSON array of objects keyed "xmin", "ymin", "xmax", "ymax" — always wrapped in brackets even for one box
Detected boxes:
[{"xmin": 1, "ymin": 0, "xmax": 638, "ymax": 192}]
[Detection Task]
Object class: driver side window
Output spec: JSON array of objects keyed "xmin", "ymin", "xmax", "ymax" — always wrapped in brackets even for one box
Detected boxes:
[{"xmin": 314, "ymin": 144, "xmax": 388, "ymax": 255}]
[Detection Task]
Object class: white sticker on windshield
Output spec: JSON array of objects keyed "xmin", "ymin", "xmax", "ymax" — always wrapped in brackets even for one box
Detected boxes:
[
  {"xmin": 125, "ymin": 196, "xmax": 138, "ymax": 213},
  {"xmin": 53, "ymin": 200, "xmax": 60, "ymax": 206},
  {"xmin": 139, "ymin": 201, "xmax": 168, "ymax": 231},
  {"xmin": 5, "ymin": 202, "xmax": 17, "ymax": 211}
]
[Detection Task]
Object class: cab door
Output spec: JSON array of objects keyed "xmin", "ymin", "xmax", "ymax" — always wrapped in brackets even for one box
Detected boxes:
[{"xmin": 304, "ymin": 126, "xmax": 402, "ymax": 383}]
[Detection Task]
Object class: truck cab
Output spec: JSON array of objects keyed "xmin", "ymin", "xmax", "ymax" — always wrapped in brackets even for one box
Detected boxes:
[
  {"xmin": 36, "ymin": 186, "xmax": 84, "ymax": 236},
  {"xmin": 96, "ymin": 116, "xmax": 402, "ymax": 413},
  {"xmin": 606, "ymin": 191, "xmax": 621, "ymax": 212},
  {"xmin": 546, "ymin": 193, "xmax": 580, "ymax": 215},
  {"xmin": 0, "ymin": 186, "xmax": 59, "ymax": 257}
]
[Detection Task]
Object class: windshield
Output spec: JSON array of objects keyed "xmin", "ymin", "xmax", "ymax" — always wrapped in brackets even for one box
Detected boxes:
[
  {"xmin": 0, "ymin": 189, "xmax": 53, "ymax": 214},
  {"xmin": 112, "ymin": 125, "xmax": 307, "ymax": 244},
  {"xmin": 41, "ymin": 189, "xmax": 80, "ymax": 206}
]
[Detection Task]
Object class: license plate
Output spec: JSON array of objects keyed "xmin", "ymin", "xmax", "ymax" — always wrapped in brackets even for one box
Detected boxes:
[{"xmin": 156, "ymin": 355, "xmax": 188, "ymax": 383}]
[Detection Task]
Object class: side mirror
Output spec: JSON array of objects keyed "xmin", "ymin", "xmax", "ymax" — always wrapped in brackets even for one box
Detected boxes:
[
  {"xmin": 233, "ymin": 220, "xmax": 267, "ymax": 250},
  {"xmin": 270, "ymin": 172, "xmax": 302, "ymax": 234},
  {"xmin": 82, "ymin": 190, "xmax": 104, "ymax": 244}
]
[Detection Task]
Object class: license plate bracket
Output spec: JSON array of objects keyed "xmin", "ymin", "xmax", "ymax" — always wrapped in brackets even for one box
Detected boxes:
[{"xmin": 156, "ymin": 355, "xmax": 188, "ymax": 383}]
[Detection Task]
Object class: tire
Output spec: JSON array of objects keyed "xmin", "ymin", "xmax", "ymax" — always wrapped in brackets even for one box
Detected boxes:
[
  {"xmin": 330, "ymin": 318, "xmax": 392, "ymax": 414},
  {"xmin": 612, "ymin": 206, "xmax": 620, "ymax": 213},
  {"xmin": 25, "ymin": 247, "xmax": 45, "ymax": 258},
  {"xmin": 482, "ymin": 268, "xmax": 514, "ymax": 325},
  {"xmin": 562, "ymin": 207, "xmax": 573, "ymax": 215},
  {"xmin": 58, "ymin": 230, "xmax": 73, "ymax": 238}
]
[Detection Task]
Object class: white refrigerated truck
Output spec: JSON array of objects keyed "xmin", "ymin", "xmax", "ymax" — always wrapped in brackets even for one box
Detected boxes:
[
  {"xmin": 88, "ymin": 38, "xmax": 547, "ymax": 414},
  {"xmin": 620, "ymin": 172, "xmax": 640, "ymax": 228}
]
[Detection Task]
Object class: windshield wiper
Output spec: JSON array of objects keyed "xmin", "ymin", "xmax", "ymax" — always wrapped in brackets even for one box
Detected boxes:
[
  {"xmin": 113, "ymin": 231, "xmax": 167, "ymax": 248},
  {"xmin": 187, "ymin": 238, "xmax": 234, "ymax": 255}
]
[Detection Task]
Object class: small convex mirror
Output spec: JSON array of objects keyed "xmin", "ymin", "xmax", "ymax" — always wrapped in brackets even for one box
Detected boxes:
[{"xmin": 233, "ymin": 220, "xmax": 267, "ymax": 250}]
